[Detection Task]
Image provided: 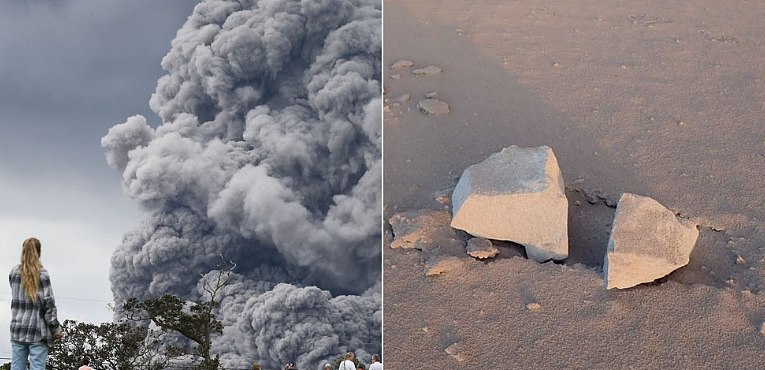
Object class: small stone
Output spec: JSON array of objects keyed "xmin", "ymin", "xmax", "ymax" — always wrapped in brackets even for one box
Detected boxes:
[
  {"xmin": 451, "ymin": 146, "xmax": 568, "ymax": 262},
  {"xmin": 389, "ymin": 211, "xmax": 442, "ymax": 250},
  {"xmin": 398, "ymin": 93, "xmax": 411, "ymax": 102},
  {"xmin": 425, "ymin": 255, "xmax": 463, "ymax": 276},
  {"xmin": 466, "ymin": 238, "xmax": 499, "ymax": 259},
  {"xmin": 604, "ymin": 193, "xmax": 699, "ymax": 289},
  {"xmin": 736, "ymin": 255, "xmax": 746, "ymax": 264},
  {"xmin": 526, "ymin": 302, "xmax": 542, "ymax": 311},
  {"xmin": 434, "ymin": 187, "xmax": 454, "ymax": 205},
  {"xmin": 417, "ymin": 99, "xmax": 450, "ymax": 116},
  {"xmin": 553, "ymin": 62, "xmax": 560, "ymax": 68},
  {"xmin": 426, "ymin": 92, "xmax": 439, "ymax": 99},
  {"xmin": 759, "ymin": 322, "xmax": 765, "ymax": 335},
  {"xmin": 412, "ymin": 65, "xmax": 442, "ymax": 75},
  {"xmin": 390, "ymin": 73, "xmax": 401, "ymax": 80},
  {"xmin": 444, "ymin": 343, "xmax": 466, "ymax": 362},
  {"xmin": 390, "ymin": 59, "xmax": 414, "ymax": 69},
  {"xmin": 383, "ymin": 105, "xmax": 390, "ymax": 112}
]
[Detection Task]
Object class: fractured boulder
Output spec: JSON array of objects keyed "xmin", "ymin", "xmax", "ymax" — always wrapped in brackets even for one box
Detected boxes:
[
  {"xmin": 451, "ymin": 145, "xmax": 568, "ymax": 262},
  {"xmin": 604, "ymin": 193, "xmax": 699, "ymax": 289}
]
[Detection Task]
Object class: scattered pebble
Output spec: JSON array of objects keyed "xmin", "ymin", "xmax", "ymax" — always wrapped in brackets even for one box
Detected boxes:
[
  {"xmin": 425, "ymin": 255, "xmax": 463, "ymax": 276},
  {"xmin": 398, "ymin": 93, "xmax": 410, "ymax": 102},
  {"xmin": 390, "ymin": 73, "xmax": 401, "ymax": 80},
  {"xmin": 418, "ymin": 99, "xmax": 451, "ymax": 116},
  {"xmin": 466, "ymin": 238, "xmax": 499, "ymax": 259},
  {"xmin": 760, "ymin": 322, "xmax": 765, "ymax": 336},
  {"xmin": 412, "ymin": 65, "xmax": 442, "ymax": 75},
  {"xmin": 444, "ymin": 343, "xmax": 466, "ymax": 362},
  {"xmin": 426, "ymin": 92, "xmax": 439, "ymax": 99},
  {"xmin": 434, "ymin": 187, "xmax": 454, "ymax": 205},
  {"xmin": 383, "ymin": 105, "xmax": 390, "ymax": 113},
  {"xmin": 390, "ymin": 59, "xmax": 414, "ymax": 69},
  {"xmin": 553, "ymin": 62, "xmax": 560, "ymax": 68},
  {"xmin": 526, "ymin": 302, "xmax": 542, "ymax": 311},
  {"xmin": 736, "ymin": 255, "xmax": 746, "ymax": 264}
]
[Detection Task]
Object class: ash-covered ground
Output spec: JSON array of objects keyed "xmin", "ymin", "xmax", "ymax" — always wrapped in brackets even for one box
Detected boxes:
[{"xmin": 383, "ymin": 0, "xmax": 765, "ymax": 368}]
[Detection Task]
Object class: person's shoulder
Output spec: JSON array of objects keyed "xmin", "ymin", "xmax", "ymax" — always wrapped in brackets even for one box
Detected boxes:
[
  {"xmin": 9, "ymin": 265, "xmax": 20, "ymax": 274},
  {"xmin": 40, "ymin": 268, "xmax": 50, "ymax": 277}
]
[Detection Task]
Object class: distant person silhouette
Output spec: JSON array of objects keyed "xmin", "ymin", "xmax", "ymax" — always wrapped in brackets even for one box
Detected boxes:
[
  {"xmin": 369, "ymin": 354, "xmax": 382, "ymax": 370},
  {"xmin": 9, "ymin": 238, "xmax": 62, "ymax": 370},
  {"xmin": 79, "ymin": 357, "xmax": 93, "ymax": 370},
  {"xmin": 339, "ymin": 352, "xmax": 356, "ymax": 370}
]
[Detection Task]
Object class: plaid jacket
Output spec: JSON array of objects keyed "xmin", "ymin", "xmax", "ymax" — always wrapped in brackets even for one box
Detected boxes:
[{"xmin": 9, "ymin": 265, "xmax": 62, "ymax": 345}]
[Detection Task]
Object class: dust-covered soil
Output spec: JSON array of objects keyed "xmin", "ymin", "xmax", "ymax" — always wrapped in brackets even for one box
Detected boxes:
[{"xmin": 383, "ymin": 0, "xmax": 765, "ymax": 368}]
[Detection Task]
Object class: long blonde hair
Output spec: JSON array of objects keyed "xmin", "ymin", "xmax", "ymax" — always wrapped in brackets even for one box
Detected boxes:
[{"xmin": 20, "ymin": 237, "xmax": 43, "ymax": 302}]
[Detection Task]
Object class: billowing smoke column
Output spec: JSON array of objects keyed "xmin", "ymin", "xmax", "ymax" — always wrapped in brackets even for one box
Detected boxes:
[{"xmin": 101, "ymin": 0, "xmax": 381, "ymax": 368}]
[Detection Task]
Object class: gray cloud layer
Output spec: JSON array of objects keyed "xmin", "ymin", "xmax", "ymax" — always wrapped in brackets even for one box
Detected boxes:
[{"xmin": 101, "ymin": 0, "xmax": 381, "ymax": 368}]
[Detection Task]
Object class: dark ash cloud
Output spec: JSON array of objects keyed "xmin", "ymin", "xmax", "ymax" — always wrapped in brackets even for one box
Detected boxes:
[{"xmin": 101, "ymin": 0, "xmax": 381, "ymax": 368}]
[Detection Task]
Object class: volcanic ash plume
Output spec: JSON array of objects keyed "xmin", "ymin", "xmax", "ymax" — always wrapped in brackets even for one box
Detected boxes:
[{"xmin": 101, "ymin": 0, "xmax": 381, "ymax": 368}]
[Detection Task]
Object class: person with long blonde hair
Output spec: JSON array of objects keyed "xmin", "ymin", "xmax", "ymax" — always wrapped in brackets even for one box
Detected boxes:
[{"xmin": 9, "ymin": 237, "xmax": 62, "ymax": 370}]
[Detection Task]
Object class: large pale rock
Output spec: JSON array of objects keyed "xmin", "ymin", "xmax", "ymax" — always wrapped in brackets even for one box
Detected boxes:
[
  {"xmin": 604, "ymin": 193, "xmax": 699, "ymax": 289},
  {"xmin": 450, "ymin": 146, "xmax": 568, "ymax": 262}
]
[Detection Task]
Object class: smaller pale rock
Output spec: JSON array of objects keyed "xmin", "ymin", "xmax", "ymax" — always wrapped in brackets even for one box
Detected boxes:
[
  {"xmin": 526, "ymin": 302, "xmax": 542, "ymax": 311},
  {"xmin": 604, "ymin": 193, "xmax": 699, "ymax": 289},
  {"xmin": 466, "ymin": 238, "xmax": 499, "ymax": 259},
  {"xmin": 391, "ymin": 59, "xmax": 414, "ymax": 69},
  {"xmin": 418, "ymin": 99, "xmax": 450, "ymax": 116},
  {"xmin": 390, "ymin": 73, "xmax": 401, "ymax": 80},
  {"xmin": 426, "ymin": 92, "xmax": 439, "ymax": 99},
  {"xmin": 425, "ymin": 255, "xmax": 463, "ymax": 276},
  {"xmin": 444, "ymin": 343, "xmax": 466, "ymax": 362},
  {"xmin": 759, "ymin": 322, "xmax": 765, "ymax": 335},
  {"xmin": 413, "ymin": 65, "xmax": 442, "ymax": 75},
  {"xmin": 398, "ymin": 93, "xmax": 411, "ymax": 102}
]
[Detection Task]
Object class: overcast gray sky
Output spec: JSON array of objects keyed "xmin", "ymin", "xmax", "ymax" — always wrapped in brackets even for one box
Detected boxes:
[{"xmin": 0, "ymin": 0, "xmax": 198, "ymax": 359}]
